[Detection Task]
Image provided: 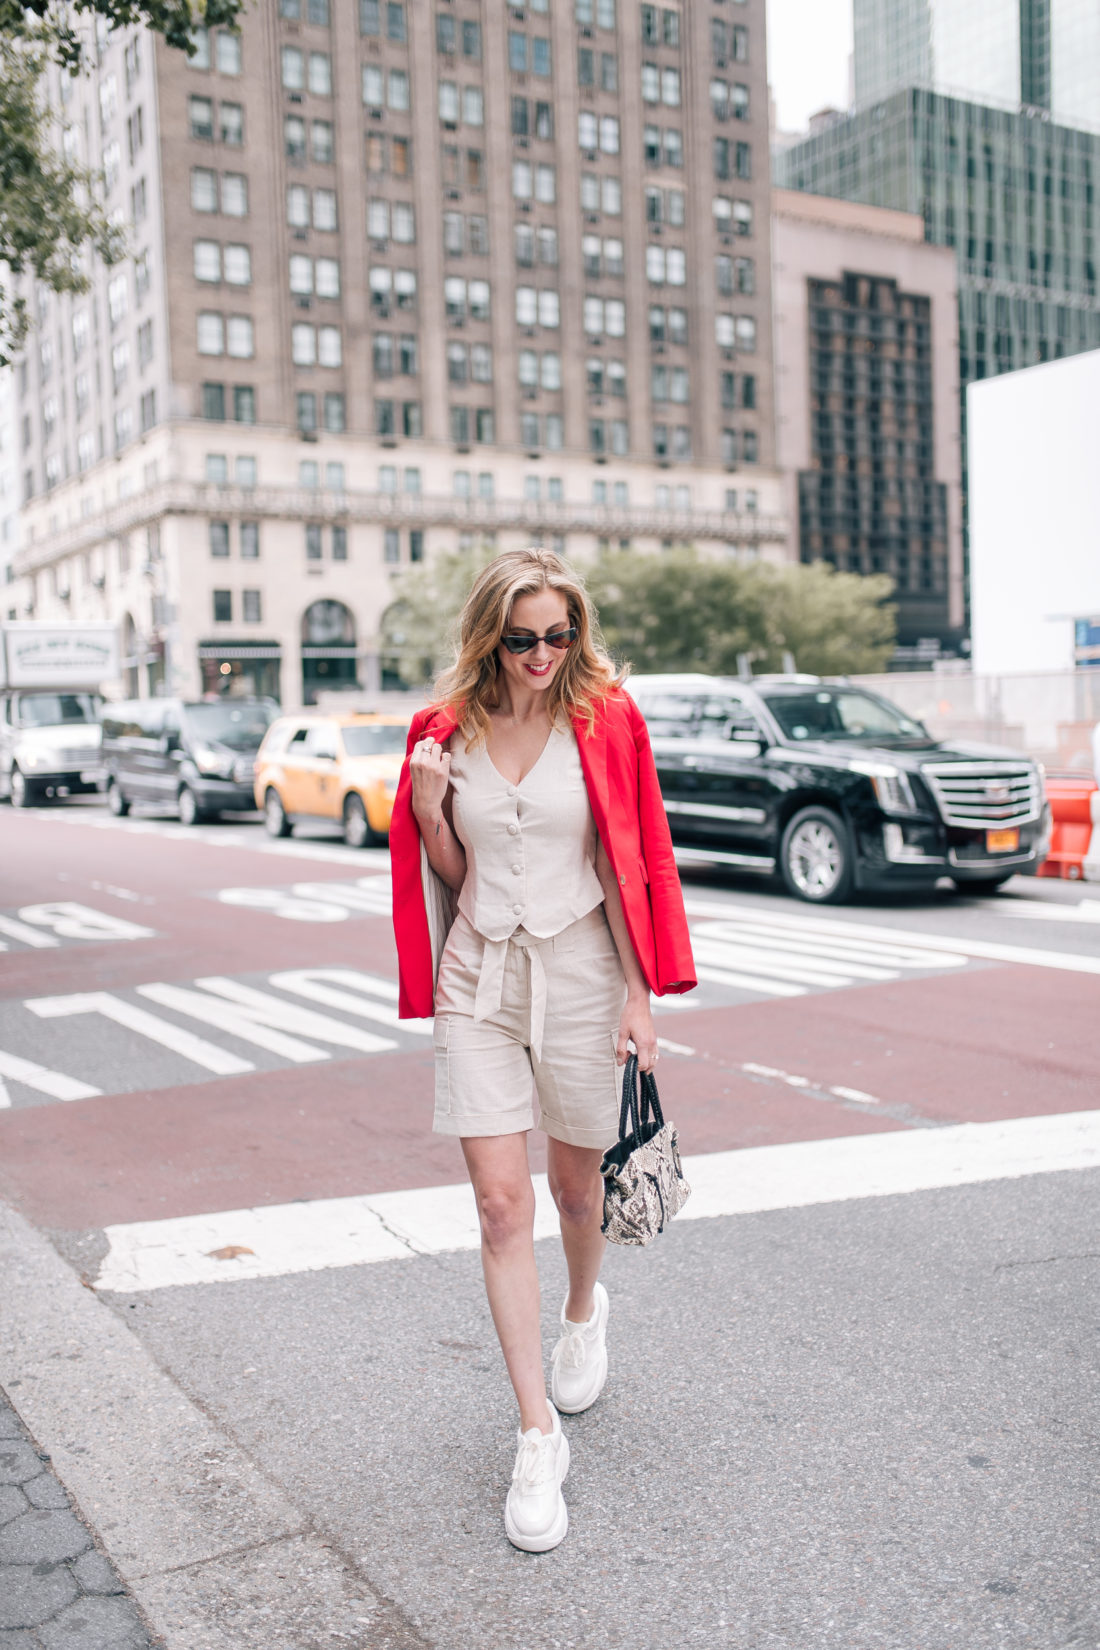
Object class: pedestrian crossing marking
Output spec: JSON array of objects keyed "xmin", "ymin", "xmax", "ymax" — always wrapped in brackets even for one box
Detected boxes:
[{"xmin": 90, "ymin": 1107, "xmax": 1100, "ymax": 1293}]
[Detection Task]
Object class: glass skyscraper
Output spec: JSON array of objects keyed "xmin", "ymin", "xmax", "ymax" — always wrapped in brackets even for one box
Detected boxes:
[{"xmin": 852, "ymin": 0, "xmax": 1100, "ymax": 128}]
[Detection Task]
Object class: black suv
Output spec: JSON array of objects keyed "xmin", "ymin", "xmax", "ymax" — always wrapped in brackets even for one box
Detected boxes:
[{"xmin": 628, "ymin": 673, "xmax": 1051, "ymax": 903}]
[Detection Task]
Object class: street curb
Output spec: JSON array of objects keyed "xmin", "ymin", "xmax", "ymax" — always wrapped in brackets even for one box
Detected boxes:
[{"xmin": 0, "ymin": 1201, "xmax": 428, "ymax": 1650}]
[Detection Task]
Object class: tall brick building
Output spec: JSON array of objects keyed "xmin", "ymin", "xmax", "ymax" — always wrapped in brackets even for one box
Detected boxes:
[{"xmin": 13, "ymin": 0, "xmax": 784, "ymax": 705}]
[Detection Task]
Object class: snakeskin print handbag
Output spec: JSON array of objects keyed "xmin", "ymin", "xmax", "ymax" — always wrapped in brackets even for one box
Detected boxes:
[{"xmin": 600, "ymin": 1054, "xmax": 691, "ymax": 1246}]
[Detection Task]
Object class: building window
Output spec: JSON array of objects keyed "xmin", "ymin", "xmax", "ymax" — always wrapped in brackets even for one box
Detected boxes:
[
  {"xmin": 384, "ymin": 528, "xmax": 400, "ymax": 563},
  {"xmin": 242, "ymin": 590, "xmax": 262, "ymax": 623},
  {"xmin": 209, "ymin": 520, "xmax": 230, "ymax": 557},
  {"xmin": 306, "ymin": 523, "xmax": 323, "ymax": 560},
  {"xmin": 297, "ymin": 392, "xmax": 317, "ymax": 432},
  {"xmin": 189, "ymin": 95, "xmax": 214, "ymax": 140},
  {"xmin": 324, "ymin": 393, "xmax": 345, "ymax": 432},
  {"xmin": 202, "ymin": 382, "xmax": 226, "ymax": 420},
  {"xmin": 332, "ymin": 526, "xmax": 348, "ymax": 561},
  {"xmin": 215, "ymin": 32, "xmax": 241, "ymax": 75},
  {"xmin": 221, "ymin": 173, "xmax": 248, "ymax": 215},
  {"xmin": 212, "ymin": 589, "xmax": 232, "ymax": 621},
  {"xmin": 233, "ymin": 386, "xmax": 255, "ymax": 423},
  {"xmin": 191, "ymin": 167, "xmax": 218, "ymax": 211},
  {"xmin": 224, "ymin": 244, "xmax": 251, "ymax": 284},
  {"xmin": 227, "ymin": 316, "xmax": 253, "ymax": 358},
  {"xmin": 220, "ymin": 103, "xmax": 244, "ymax": 145},
  {"xmin": 197, "ymin": 312, "xmax": 224, "ymax": 355},
  {"xmin": 240, "ymin": 521, "xmax": 259, "ymax": 558},
  {"xmin": 285, "ymin": 116, "xmax": 307, "ymax": 163}
]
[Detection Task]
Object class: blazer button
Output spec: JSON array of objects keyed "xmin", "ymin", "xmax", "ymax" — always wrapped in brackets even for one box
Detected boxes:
[
  {"xmin": 619, "ymin": 872, "xmax": 627, "ymax": 885},
  {"xmin": 512, "ymin": 903, "xmax": 523, "ymax": 915}
]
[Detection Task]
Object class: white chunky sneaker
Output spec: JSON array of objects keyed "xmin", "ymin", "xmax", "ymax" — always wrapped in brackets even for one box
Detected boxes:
[
  {"xmin": 504, "ymin": 1402, "xmax": 570, "ymax": 1553},
  {"xmin": 550, "ymin": 1281, "xmax": 609, "ymax": 1415}
]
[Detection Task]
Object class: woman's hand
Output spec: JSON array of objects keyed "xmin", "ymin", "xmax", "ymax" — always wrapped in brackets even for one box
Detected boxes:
[
  {"xmin": 409, "ymin": 735, "xmax": 451, "ymax": 828},
  {"xmin": 616, "ymin": 990, "xmax": 658, "ymax": 1072}
]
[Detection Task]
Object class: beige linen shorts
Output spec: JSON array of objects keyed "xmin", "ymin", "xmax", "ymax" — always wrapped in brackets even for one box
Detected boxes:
[{"xmin": 433, "ymin": 906, "xmax": 627, "ymax": 1148}]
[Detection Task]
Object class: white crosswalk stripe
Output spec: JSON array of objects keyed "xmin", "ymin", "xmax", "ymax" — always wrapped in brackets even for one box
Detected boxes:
[{"xmin": 685, "ymin": 906, "xmax": 970, "ymax": 999}]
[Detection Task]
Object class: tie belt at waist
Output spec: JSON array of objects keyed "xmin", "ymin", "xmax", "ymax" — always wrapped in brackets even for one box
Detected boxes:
[{"xmin": 472, "ymin": 927, "xmax": 553, "ymax": 1060}]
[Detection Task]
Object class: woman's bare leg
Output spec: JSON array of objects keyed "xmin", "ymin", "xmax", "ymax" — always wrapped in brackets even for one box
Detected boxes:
[
  {"xmin": 461, "ymin": 1132, "xmax": 550, "ymax": 1434},
  {"xmin": 546, "ymin": 1138, "xmax": 606, "ymax": 1324}
]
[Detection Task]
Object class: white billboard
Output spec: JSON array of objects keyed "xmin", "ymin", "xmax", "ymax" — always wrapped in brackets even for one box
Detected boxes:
[{"xmin": 969, "ymin": 349, "xmax": 1100, "ymax": 676}]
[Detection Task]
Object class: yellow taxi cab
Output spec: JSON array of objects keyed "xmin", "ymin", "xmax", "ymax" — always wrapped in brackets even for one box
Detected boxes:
[{"xmin": 254, "ymin": 712, "xmax": 411, "ymax": 848}]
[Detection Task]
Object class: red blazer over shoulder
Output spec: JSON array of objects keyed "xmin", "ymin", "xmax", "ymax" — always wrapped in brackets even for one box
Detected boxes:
[{"xmin": 390, "ymin": 689, "xmax": 696, "ymax": 1019}]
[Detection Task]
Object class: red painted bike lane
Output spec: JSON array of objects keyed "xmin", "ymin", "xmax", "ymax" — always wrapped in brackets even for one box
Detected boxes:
[{"xmin": 1, "ymin": 810, "xmax": 1095, "ymax": 1236}]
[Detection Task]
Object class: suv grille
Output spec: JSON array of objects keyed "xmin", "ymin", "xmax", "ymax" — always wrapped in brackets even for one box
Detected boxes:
[{"xmin": 921, "ymin": 759, "xmax": 1040, "ymax": 828}]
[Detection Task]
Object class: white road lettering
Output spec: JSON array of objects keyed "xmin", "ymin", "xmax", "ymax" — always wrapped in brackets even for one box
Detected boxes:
[
  {"xmin": 269, "ymin": 968, "xmax": 432, "ymax": 1036},
  {"xmin": 0, "ymin": 1049, "xmax": 102, "ymax": 1105},
  {"xmin": 0, "ymin": 916, "xmax": 60, "ymax": 949},
  {"xmin": 25, "ymin": 993, "xmax": 254, "ymax": 1076},
  {"xmin": 17, "ymin": 903, "xmax": 154, "ymax": 943},
  {"xmin": 214, "ymin": 888, "xmax": 349, "ymax": 923},
  {"xmin": 163, "ymin": 976, "xmax": 397, "ymax": 1055}
]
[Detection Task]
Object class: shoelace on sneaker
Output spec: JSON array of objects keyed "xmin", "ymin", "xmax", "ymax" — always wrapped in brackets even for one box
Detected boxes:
[
  {"xmin": 551, "ymin": 1326, "xmax": 588, "ymax": 1373},
  {"xmin": 513, "ymin": 1430, "xmax": 558, "ymax": 1492}
]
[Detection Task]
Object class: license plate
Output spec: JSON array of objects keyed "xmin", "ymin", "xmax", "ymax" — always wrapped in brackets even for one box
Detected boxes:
[{"xmin": 986, "ymin": 828, "xmax": 1019, "ymax": 852}]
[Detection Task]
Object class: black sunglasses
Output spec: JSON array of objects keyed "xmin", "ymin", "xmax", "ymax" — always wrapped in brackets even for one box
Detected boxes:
[{"xmin": 500, "ymin": 626, "xmax": 578, "ymax": 656}]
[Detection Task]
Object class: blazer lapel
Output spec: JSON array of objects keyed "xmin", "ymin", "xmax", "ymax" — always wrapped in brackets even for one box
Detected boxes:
[{"xmin": 572, "ymin": 706, "xmax": 611, "ymax": 847}]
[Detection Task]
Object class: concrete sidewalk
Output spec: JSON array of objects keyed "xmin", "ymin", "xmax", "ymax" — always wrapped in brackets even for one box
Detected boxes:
[{"xmin": 3, "ymin": 1165, "xmax": 1098, "ymax": 1650}]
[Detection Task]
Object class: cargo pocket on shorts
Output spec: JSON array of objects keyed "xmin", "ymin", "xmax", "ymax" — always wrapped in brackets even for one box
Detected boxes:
[{"xmin": 433, "ymin": 1014, "xmax": 452, "ymax": 1117}]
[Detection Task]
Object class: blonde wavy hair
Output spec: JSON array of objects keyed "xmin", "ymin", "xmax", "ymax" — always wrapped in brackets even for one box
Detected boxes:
[{"xmin": 434, "ymin": 548, "xmax": 624, "ymax": 746}]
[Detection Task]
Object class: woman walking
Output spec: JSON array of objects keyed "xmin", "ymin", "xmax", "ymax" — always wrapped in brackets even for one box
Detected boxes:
[{"xmin": 390, "ymin": 548, "xmax": 695, "ymax": 1551}]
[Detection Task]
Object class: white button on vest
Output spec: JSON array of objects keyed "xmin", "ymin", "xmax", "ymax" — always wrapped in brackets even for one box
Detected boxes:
[
  {"xmin": 512, "ymin": 864, "xmax": 522, "ymax": 875},
  {"xmin": 512, "ymin": 902, "xmax": 523, "ymax": 914},
  {"xmin": 507, "ymin": 823, "xmax": 519, "ymax": 836},
  {"xmin": 507, "ymin": 785, "xmax": 518, "ymax": 797}
]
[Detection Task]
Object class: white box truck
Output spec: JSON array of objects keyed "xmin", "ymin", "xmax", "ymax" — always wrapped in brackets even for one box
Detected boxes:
[{"xmin": 0, "ymin": 622, "xmax": 119, "ymax": 807}]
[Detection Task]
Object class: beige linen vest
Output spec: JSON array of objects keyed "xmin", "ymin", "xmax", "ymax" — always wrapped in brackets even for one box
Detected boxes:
[{"xmin": 448, "ymin": 724, "xmax": 604, "ymax": 942}]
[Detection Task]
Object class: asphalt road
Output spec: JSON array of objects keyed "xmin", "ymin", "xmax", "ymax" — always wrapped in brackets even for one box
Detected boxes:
[{"xmin": 1, "ymin": 798, "xmax": 1098, "ymax": 1650}]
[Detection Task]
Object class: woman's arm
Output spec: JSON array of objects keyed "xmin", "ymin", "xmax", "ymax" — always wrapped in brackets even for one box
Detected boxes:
[
  {"xmin": 596, "ymin": 836, "xmax": 658, "ymax": 1072},
  {"xmin": 409, "ymin": 738, "xmax": 467, "ymax": 893}
]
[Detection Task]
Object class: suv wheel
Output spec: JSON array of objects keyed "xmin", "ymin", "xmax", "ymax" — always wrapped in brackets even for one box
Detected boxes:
[
  {"xmin": 780, "ymin": 805, "xmax": 854, "ymax": 904},
  {"xmin": 177, "ymin": 785, "xmax": 207, "ymax": 827},
  {"xmin": 264, "ymin": 788, "xmax": 291, "ymax": 838},
  {"xmin": 106, "ymin": 778, "xmax": 130, "ymax": 817},
  {"xmin": 343, "ymin": 793, "xmax": 380, "ymax": 849}
]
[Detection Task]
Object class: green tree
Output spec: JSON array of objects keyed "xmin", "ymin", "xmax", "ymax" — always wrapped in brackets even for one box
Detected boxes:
[
  {"xmin": 383, "ymin": 546, "xmax": 897, "ymax": 687},
  {"xmin": 587, "ymin": 550, "xmax": 896, "ymax": 676},
  {"xmin": 0, "ymin": 0, "xmax": 244, "ymax": 365}
]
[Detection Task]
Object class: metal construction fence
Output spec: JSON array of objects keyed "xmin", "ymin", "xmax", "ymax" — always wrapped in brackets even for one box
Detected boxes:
[{"xmin": 850, "ymin": 670, "xmax": 1100, "ymax": 771}]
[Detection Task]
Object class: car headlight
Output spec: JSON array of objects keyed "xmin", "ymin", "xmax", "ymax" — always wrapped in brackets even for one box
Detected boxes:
[
  {"xmin": 19, "ymin": 749, "xmax": 40, "ymax": 769},
  {"xmin": 870, "ymin": 770, "xmax": 918, "ymax": 814},
  {"xmin": 850, "ymin": 760, "xmax": 919, "ymax": 815},
  {"xmin": 193, "ymin": 743, "xmax": 235, "ymax": 779}
]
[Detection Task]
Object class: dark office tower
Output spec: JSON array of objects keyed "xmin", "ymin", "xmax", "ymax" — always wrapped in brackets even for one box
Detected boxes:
[{"xmin": 1019, "ymin": 0, "xmax": 1051, "ymax": 110}]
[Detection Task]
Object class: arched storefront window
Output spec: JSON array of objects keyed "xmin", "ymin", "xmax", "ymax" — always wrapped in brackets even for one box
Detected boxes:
[{"xmin": 301, "ymin": 599, "xmax": 358, "ymax": 705}]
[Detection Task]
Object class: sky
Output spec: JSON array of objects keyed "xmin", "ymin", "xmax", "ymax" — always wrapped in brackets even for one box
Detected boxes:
[{"xmin": 766, "ymin": 0, "xmax": 855, "ymax": 133}]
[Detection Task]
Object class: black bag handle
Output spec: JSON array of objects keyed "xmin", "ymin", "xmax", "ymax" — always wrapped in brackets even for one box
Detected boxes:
[{"xmin": 618, "ymin": 1052, "xmax": 666, "ymax": 1144}]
